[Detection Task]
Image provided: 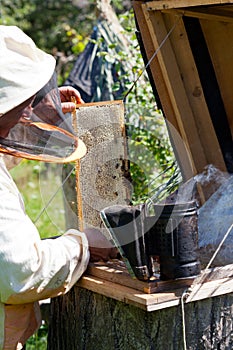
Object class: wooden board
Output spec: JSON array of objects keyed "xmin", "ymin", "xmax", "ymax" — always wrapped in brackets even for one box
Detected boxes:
[
  {"xmin": 201, "ymin": 18, "xmax": 233, "ymax": 137},
  {"xmin": 164, "ymin": 13, "xmax": 226, "ymax": 171},
  {"xmin": 173, "ymin": 6, "xmax": 233, "ymax": 23},
  {"xmin": 77, "ymin": 261, "xmax": 233, "ymax": 312},
  {"xmin": 145, "ymin": 0, "xmax": 233, "ymax": 11},
  {"xmin": 86, "ymin": 260, "xmax": 195, "ymax": 294},
  {"xmin": 77, "ymin": 274, "xmax": 184, "ymax": 311},
  {"xmin": 133, "ymin": 1, "xmax": 229, "ymax": 181},
  {"xmin": 143, "ymin": 9, "xmax": 208, "ymax": 174}
]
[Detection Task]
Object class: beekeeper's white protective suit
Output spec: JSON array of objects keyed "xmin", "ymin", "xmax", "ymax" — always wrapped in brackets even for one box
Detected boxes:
[
  {"xmin": 0, "ymin": 25, "xmax": 91, "ymax": 349},
  {"xmin": 0, "ymin": 156, "xmax": 89, "ymax": 349}
]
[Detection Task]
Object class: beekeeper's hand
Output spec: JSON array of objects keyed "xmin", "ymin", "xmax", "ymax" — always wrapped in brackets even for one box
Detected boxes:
[
  {"xmin": 83, "ymin": 228, "xmax": 118, "ymax": 262},
  {"xmin": 59, "ymin": 86, "xmax": 84, "ymax": 113}
]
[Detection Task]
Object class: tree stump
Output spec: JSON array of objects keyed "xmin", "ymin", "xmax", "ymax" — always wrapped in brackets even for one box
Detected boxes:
[{"xmin": 47, "ymin": 286, "xmax": 233, "ymax": 350}]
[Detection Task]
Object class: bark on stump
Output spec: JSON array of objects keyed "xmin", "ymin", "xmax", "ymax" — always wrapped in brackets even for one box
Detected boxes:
[{"xmin": 47, "ymin": 287, "xmax": 233, "ymax": 350}]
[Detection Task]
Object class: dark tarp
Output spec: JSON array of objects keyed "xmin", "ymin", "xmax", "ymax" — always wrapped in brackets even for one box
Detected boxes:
[{"xmin": 65, "ymin": 20, "xmax": 129, "ymax": 102}]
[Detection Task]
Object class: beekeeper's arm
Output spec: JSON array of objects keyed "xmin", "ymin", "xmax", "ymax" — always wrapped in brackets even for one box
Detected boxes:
[
  {"xmin": 0, "ymin": 172, "xmax": 116, "ymax": 305},
  {"xmin": 0, "ymin": 196, "xmax": 84, "ymax": 304}
]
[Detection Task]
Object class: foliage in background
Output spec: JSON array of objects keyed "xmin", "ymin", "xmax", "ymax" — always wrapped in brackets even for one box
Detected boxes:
[
  {"xmin": 0, "ymin": 0, "xmax": 95, "ymax": 49},
  {"xmin": 25, "ymin": 322, "xmax": 48, "ymax": 350},
  {"xmin": 0, "ymin": 0, "xmax": 95, "ymax": 83},
  {"xmin": 105, "ymin": 10, "xmax": 178, "ymax": 203}
]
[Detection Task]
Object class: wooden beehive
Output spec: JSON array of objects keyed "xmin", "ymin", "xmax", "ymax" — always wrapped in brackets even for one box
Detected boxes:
[{"xmin": 133, "ymin": 0, "xmax": 233, "ymax": 181}]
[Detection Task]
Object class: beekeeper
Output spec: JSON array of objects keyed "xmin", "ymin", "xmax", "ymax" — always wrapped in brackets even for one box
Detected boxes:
[{"xmin": 0, "ymin": 25, "xmax": 116, "ymax": 350}]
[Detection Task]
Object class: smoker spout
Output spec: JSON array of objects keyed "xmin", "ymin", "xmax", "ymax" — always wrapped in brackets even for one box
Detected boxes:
[{"xmin": 100, "ymin": 204, "xmax": 155, "ymax": 281}]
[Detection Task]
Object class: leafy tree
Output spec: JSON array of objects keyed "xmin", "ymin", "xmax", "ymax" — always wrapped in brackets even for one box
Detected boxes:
[{"xmin": 0, "ymin": 0, "xmax": 95, "ymax": 49}]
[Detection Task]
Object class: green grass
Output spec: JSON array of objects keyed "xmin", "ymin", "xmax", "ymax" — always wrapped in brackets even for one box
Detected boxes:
[
  {"xmin": 10, "ymin": 159, "xmax": 67, "ymax": 238},
  {"xmin": 25, "ymin": 323, "xmax": 48, "ymax": 350}
]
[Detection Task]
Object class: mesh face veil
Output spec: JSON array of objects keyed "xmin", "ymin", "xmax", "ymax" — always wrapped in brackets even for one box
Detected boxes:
[{"xmin": 0, "ymin": 73, "xmax": 86, "ymax": 163}]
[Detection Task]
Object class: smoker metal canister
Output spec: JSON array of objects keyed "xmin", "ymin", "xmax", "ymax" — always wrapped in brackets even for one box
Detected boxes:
[{"xmin": 153, "ymin": 201, "xmax": 201, "ymax": 280}]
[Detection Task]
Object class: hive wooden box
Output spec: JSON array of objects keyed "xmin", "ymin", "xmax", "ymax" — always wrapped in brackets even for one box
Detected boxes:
[{"xmin": 133, "ymin": 0, "xmax": 233, "ymax": 180}]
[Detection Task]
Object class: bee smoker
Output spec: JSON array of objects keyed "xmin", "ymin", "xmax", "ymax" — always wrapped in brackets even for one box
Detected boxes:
[
  {"xmin": 148, "ymin": 201, "xmax": 201, "ymax": 280},
  {"xmin": 100, "ymin": 200, "xmax": 201, "ymax": 281}
]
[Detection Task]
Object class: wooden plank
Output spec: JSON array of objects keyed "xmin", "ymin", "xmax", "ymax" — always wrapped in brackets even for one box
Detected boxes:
[
  {"xmin": 164, "ymin": 14, "xmax": 226, "ymax": 171},
  {"xmin": 87, "ymin": 260, "xmax": 195, "ymax": 294},
  {"xmin": 88, "ymin": 261, "xmax": 233, "ymax": 287},
  {"xmin": 187, "ymin": 278, "xmax": 233, "ymax": 302},
  {"xmin": 77, "ymin": 263, "xmax": 233, "ymax": 312},
  {"xmin": 177, "ymin": 263, "xmax": 233, "ymax": 303},
  {"xmin": 203, "ymin": 263, "xmax": 233, "ymax": 281},
  {"xmin": 145, "ymin": 0, "xmax": 233, "ymax": 11},
  {"xmin": 87, "ymin": 260, "xmax": 147, "ymax": 291},
  {"xmin": 172, "ymin": 6, "xmax": 233, "ymax": 23},
  {"xmin": 201, "ymin": 19, "xmax": 233, "ymax": 138},
  {"xmin": 77, "ymin": 275, "xmax": 183, "ymax": 311},
  {"xmin": 133, "ymin": 3, "xmax": 228, "ymax": 177},
  {"xmin": 141, "ymin": 8, "xmax": 209, "ymax": 177},
  {"xmin": 133, "ymin": 2, "xmax": 225, "ymax": 180}
]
